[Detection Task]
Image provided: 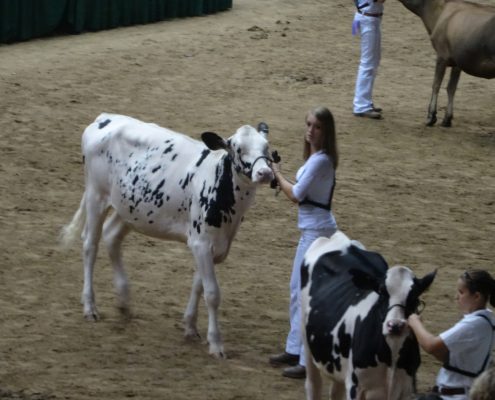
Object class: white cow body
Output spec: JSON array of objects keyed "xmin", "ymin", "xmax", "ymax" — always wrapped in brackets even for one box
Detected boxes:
[{"xmin": 61, "ymin": 113, "xmax": 274, "ymax": 357}]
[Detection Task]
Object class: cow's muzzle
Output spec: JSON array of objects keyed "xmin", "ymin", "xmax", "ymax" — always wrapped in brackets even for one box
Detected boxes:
[
  {"xmin": 386, "ymin": 319, "xmax": 406, "ymax": 336},
  {"xmin": 242, "ymin": 154, "xmax": 276, "ymax": 184}
]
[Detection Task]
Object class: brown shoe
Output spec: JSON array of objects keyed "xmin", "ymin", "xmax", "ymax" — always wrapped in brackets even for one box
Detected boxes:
[
  {"xmin": 282, "ymin": 365, "xmax": 306, "ymax": 379},
  {"xmin": 269, "ymin": 352, "xmax": 300, "ymax": 367},
  {"xmin": 353, "ymin": 110, "xmax": 383, "ymax": 119}
]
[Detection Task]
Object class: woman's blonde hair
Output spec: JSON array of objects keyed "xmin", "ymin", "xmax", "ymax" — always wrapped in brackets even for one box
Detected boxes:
[{"xmin": 303, "ymin": 106, "xmax": 339, "ymax": 169}]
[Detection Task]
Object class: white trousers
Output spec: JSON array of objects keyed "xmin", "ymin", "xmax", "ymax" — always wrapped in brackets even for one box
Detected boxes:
[
  {"xmin": 285, "ymin": 228, "xmax": 336, "ymax": 367},
  {"xmin": 353, "ymin": 14, "xmax": 382, "ymax": 114}
]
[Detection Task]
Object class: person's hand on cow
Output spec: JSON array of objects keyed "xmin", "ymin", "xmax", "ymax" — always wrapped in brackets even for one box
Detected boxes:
[{"xmin": 407, "ymin": 313, "xmax": 421, "ymax": 326}]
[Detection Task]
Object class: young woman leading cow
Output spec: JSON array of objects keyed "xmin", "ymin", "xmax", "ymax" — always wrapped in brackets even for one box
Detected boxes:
[{"xmin": 268, "ymin": 106, "xmax": 339, "ymax": 379}]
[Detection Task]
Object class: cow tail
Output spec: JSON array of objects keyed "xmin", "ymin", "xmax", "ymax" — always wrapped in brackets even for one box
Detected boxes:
[{"xmin": 59, "ymin": 192, "xmax": 87, "ymax": 249}]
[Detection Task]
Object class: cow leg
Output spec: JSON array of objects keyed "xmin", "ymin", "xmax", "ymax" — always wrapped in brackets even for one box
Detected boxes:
[
  {"xmin": 329, "ymin": 381, "xmax": 346, "ymax": 400},
  {"xmin": 189, "ymin": 241, "xmax": 224, "ymax": 358},
  {"xmin": 183, "ymin": 270, "xmax": 203, "ymax": 339},
  {"xmin": 304, "ymin": 359, "xmax": 323, "ymax": 400},
  {"xmin": 426, "ymin": 57, "xmax": 447, "ymax": 126},
  {"xmin": 102, "ymin": 212, "xmax": 131, "ymax": 315},
  {"xmin": 441, "ymin": 66, "xmax": 461, "ymax": 127},
  {"xmin": 81, "ymin": 191, "xmax": 108, "ymax": 321}
]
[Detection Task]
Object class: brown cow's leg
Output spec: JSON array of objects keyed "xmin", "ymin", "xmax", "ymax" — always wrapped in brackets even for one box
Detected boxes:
[
  {"xmin": 427, "ymin": 58, "xmax": 447, "ymax": 126},
  {"xmin": 441, "ymin": 66, "xmax": 461, "ymax": 127}
]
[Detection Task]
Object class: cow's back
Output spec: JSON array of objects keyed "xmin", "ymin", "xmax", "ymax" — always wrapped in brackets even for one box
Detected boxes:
[
  {"xmin": 302, "ymin": 242, "xmax": 389, "ymax": 377},
  {"xmin": 82, "ymin": 113, "xmax": 212, "ymax": 240},
  {"xmin": 433, "ymin": 1, "xmax": 495, "ymax": 77}
]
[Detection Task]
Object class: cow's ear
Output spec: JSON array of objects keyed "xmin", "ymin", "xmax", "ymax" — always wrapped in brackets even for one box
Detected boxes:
[
  {"xmin": 349, "ymin": 268, "xmax": 381, "ymax": 293},
  {"xmin": 414, "ymin": 269, "xmax": 437, "ymax": 295},
  {"xmin": 257, "ymin": 122, "xmax": 269, "ymax": 139},
  {"xmin": 202, "ymin": 131, "xmax": 227, "ymax": 151}
]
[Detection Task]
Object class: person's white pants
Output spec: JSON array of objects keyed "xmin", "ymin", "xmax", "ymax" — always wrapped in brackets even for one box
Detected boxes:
[
  {"xmin": 285, "ymin": 228, "xmax": 336, "ymax": 367},
  {"xmin": 353, "ymin": 14, "xmax": 382, "ymax": 114}
]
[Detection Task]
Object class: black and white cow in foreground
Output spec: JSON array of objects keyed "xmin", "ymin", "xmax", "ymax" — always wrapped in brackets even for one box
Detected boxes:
[
  {"xmin": 301, "ymin": 231, "xmax": 436, "ymax": 400},
  {"xmin": 60, "ymin": 113, "xmax": 274, "ymax": 358}
]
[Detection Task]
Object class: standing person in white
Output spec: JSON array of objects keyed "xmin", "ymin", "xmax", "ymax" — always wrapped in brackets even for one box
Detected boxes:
[
  {"xmin": 268, "ymin": 106, "xmax": 339, "ymax": 379},
  {"xmin": 353, "ymin": 0, "xmax": 385, "ymax": 119},
  {"xmin": 408, "ymin": 269, "xmax": 495, "ymax": 400}
]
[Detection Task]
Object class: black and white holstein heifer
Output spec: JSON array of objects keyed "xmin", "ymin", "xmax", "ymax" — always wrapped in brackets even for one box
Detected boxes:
[
  {"xmin": 301, "ymin": 231, "xmax": 436, "ymax": 400},
  {"xmin": 61, "ymin": 113, "xmax": 274, "ymax": 358}
]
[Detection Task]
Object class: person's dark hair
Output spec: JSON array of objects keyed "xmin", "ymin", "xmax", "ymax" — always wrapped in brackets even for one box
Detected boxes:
[
  {"xmin": 461, "ymin": 269, "xmax": 495, "ymax": 307},
  {"xmin": 303, "ymin": 106, "xmax": 339, "ymax": 169}
]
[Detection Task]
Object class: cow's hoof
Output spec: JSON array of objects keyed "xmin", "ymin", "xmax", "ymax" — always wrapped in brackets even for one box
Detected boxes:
[
  {"xmin": 209, "ymin": 343, "xmax": 226, "ymax": 359},
  {"xmin": 84, "ymin": 310, "xmax": 99, "ymax": 321},
  {"xmin": 426, "ymin": 118, "xmax": 437, "ymax": 127},
  {"xmin": 117, "ymin": 305, "xmax": 131, "ymax": 320},
  {"xmin": 184, "ymin": 329, "xmax": 201, "ymax": 341},
  {"xmin": 441, "ymin": 119, "xmax": 452, "ymax": 127},
  {"xmin": 210, "ymin": 349, "xmax": 227, "ymax": 359}
]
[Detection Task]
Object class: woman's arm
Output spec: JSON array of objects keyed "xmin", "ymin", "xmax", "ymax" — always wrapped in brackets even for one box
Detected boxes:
[
  {"xmin": 408, "ymin": 314, "xmax": 449, "ymax": 363},
  {"xmin": 272, "ymin": 163, "xmax": 299, "ymax": 203}
]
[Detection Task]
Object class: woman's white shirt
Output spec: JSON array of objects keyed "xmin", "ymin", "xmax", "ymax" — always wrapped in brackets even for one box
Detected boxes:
[
  {"xmin": 293, "ymin": 151, "xmax": 337, "ymax": 231},
  {"xmin": 436, "ymin": 309, "xmax": 495, "ymax": 399}
]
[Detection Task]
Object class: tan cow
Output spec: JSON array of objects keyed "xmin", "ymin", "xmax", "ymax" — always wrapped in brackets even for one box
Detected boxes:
[{"xmin": 397, "ymin": 0, "xmax": 495, "ymax": 126}]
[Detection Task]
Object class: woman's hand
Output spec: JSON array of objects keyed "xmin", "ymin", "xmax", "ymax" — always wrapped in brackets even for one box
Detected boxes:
[{"xmin": 271, "ymin": 161, "xmax": 281, "ymax": 175}]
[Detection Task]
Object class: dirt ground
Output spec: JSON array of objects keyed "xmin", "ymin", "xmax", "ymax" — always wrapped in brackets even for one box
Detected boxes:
[{"xmin": 0, "ymin": 0, "xmax": 494, "ymax": 399}]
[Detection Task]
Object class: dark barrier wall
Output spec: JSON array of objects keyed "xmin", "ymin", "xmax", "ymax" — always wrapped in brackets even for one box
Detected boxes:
[{"xmin": 0, "ymin": 0, "xmax": 233, "ymax": 44}]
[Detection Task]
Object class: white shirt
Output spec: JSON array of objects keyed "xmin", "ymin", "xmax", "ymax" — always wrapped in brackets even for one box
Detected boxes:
[
  {"xmin": 436, "ymin": 309, "xmax": 495, "ymax": 399},
  {"xmin": 293, "ymin": 151, "xmax": 337, "ymax": 231}
]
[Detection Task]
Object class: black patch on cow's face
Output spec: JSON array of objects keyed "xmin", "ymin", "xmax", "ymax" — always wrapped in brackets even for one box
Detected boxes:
[
  {"xmin": 98, "ymin": 119, "xmax": 111, "ymax": 129},
  {"xmin": 404, "ymin": 271, "xmax": 437, "ymax": 317}
]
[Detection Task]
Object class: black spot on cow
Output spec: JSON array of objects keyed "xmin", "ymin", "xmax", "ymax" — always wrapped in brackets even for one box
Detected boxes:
[
  {"xmin": 350, "ymin": 372, "xmax": 359, "ymax": 399},
  {"xmin": 162, "ymin": 144, "xmax": 174, "ymax": 155},
  {"xmin": 172, "ymin": 154, "xmax": 178, "ymax": 161},
  {"xmin": 152, "ymin": 165, "xmax": 161, "ymax": 173},
  {"xmin": 397, "ymin": 335, "xmax": 421, "ymax": 376},
  {"xmin": 98, "ymin": 119, "xmax": 111, "ymax": 129},
  {"xmin": 199, "ymin": 156, "xmax": 237, "ymax": 228},
  {"xmin": 132, "ymin": 176, "xmax": 139, "ymax": 185},
  {"xmin": 181, "ymin": 173, "xmax": 194, "ymax": 190},
  {"xmin": 195, "ymin": 149, "xmax": 210, "ymax": 167}
]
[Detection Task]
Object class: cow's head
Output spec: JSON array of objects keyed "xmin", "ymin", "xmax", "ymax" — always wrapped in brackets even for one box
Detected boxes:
[
  {"xmin": 201, "ymin": 125, "xmax": 274, "ymax": 184},
  {"xmin": 383, "ymin": 266, "xmax": 436, "ymax": 336},
  {"xmin": 350, "ymin": 265, "xmax": 436, "ymax": 337}
]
